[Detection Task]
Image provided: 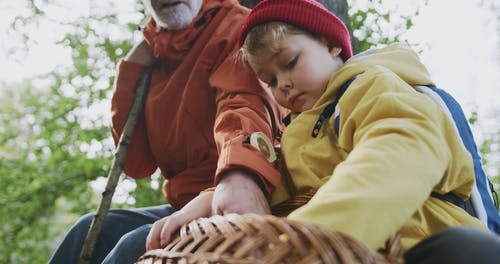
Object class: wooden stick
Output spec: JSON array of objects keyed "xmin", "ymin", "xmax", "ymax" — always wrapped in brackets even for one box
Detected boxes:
[{"xmin": 78, "ymin": 64, "xmax": 155, "ymax": 264}]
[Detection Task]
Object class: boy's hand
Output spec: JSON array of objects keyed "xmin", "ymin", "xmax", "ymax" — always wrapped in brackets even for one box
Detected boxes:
[
  {"xmin": 124, "ymin": 39, "xmax": 156, "ymax": 66},
  {"xmin": 146, "ymin": 191, "xmax": 213, "ymax": 250},
  {"xmin": 212, "ymin": 170, "xmax": 270, "ymax": 215}
]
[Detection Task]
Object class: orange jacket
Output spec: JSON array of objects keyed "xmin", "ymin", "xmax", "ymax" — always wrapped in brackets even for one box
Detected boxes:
[{"xmin": 110, "ymin": 0, "xmax": 284, "ymax": 209}]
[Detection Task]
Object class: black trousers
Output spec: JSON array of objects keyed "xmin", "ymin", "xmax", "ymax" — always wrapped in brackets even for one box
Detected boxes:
[{"xmin": 404, "ymin": 226, "xmax": 500, "ymax": 264}]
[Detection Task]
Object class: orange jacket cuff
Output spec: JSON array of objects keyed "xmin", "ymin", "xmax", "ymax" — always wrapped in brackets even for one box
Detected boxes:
[{"xmin": 215, "ymin": 134, "xmax": 281, "ymax": 197}]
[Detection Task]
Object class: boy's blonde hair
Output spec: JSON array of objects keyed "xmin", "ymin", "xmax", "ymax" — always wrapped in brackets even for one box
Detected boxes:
[{"xmin": 240, "ymin": 22, "xmax": 318, "ymax": 68}]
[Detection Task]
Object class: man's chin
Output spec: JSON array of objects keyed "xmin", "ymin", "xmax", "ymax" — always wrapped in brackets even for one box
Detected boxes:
[{"xmin": 154, "ymin": 14, "xmax": 194, "ymax": 30}]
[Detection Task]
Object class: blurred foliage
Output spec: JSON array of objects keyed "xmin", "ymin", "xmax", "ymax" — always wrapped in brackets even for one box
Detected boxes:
[
  {"xmin": 470, "ymin": 110, "xmax": 500, "ymax": 198},
  {"xmin": 2, "ymin": 0, "xmax": 497, "ymax": 263},
  {"xmin": 0, "ymin": 0, "xmax": 164, "ymax": 262},
  {"xmin": 349, "ymin": 0, "xmax": 429, "ymax": 53},
  {"xmin": 0, "ymin": 80, "xmax": 107, "ymax": 263}
]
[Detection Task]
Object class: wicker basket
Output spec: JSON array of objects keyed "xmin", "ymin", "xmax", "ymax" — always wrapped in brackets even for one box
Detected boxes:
[{"xmin": 136, "ymin": 213, "xmax": 403, "ymax": 264}]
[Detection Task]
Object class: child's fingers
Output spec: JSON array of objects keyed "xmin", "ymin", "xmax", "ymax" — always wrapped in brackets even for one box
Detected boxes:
[
  {"xmin": 160, "ymin": 214, "xmax": 185, "ymax": 248},
  {"xmin": 146, "ymin": 217, "xmax": 167, "ymax": 250},
  {"xmin": 152, "ymin": 192, "xmax": 215, "ymax": 249}
]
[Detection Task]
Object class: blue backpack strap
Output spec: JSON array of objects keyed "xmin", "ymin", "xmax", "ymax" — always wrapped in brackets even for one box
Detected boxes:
[
  {"xmin": 414, "ymin": 85, "xmax": 500, "ymax": 234},
  {"xmin": 430, "ymin": 191, "xmax": 476, "ymax": 216},
  {"xmin": 312, "ymin": 77, "xmax": 356, "ymax": 138},
  {"xmin": 283, "ymin": 77, "xmax": 355, "ymax": 133}
]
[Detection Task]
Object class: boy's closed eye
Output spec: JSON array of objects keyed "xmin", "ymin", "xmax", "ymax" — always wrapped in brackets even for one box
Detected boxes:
[
  {"xmin": 285, "ymin": 56, "xmax": 298, "ymax": 70},
  {"xmin": 262, "ymin": 56, "xmax": 298, "ymax": 89}
]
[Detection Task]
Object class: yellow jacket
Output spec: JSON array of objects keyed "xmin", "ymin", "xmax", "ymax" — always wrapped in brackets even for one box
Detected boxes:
[{"xmin": 272, "ymin": 43, "xmax": 486, "ymax": 251}]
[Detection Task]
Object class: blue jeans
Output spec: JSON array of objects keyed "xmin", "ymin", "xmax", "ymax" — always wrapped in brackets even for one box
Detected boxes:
[{"xmin": 48, "ymin": 205, "xmax": 175, "ymax": 264}]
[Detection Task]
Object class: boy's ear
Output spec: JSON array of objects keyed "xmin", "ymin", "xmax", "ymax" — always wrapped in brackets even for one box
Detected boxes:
[
  {"xmin": 319, "ymin": 37, "xmax": 342, "ymax": 58},
  {"xmin": 329, "ymin": 46, "xmax": 342, "ymax": 58}
]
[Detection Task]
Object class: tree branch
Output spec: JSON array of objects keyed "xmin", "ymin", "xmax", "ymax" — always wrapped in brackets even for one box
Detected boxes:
[{"xmin": 78, "ymin": 64, "xmax": 155, "ymax": 264}]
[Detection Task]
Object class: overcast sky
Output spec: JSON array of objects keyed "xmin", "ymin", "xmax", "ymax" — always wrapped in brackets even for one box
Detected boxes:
[{"xmin": 403, "ymin": 0, "xmax": 499, "ymax": 118}]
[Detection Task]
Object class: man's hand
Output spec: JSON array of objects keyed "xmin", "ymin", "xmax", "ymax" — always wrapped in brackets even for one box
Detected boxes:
[
  {"xmin": 124, "ymin": 39, "xmax": 156, "ymax": 66},
  {"xmin": 212, "ymin": 170, "xmax": 270, "ymax": 215},
  {"xmin": 146, "ymin": 191, "xmax": 213, "ymax": 250}
]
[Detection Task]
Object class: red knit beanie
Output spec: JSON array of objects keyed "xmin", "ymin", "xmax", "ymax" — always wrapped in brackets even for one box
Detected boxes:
[{"xmin": 239, "ymin": 0, "xmax": 353, "ymax": 61}]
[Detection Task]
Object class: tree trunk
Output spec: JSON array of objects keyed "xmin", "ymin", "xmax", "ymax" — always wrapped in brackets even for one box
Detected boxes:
[{"xmin": 239, "ymin": 0, "xmax": 357, "ymax": 53}]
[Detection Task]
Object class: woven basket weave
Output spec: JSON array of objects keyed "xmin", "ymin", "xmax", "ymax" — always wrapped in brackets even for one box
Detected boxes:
[{"xmin": 136, "ymin": 213, "xmax": 403, "ymax": 264}]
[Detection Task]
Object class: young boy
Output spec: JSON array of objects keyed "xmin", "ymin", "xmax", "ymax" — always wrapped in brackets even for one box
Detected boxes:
[
  {"xmin": 237, "ymin": 0, "xmax": 500, "ymax": 263},
  {"xmin": 146, "ymin": 0, "xmax": 500, "ymax": 262}
]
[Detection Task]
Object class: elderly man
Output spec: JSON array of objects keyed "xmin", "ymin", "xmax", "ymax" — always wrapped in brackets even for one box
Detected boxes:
[{"xmin": 49, "ymin": 0, "xmax": 283, "ymax": 263}]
